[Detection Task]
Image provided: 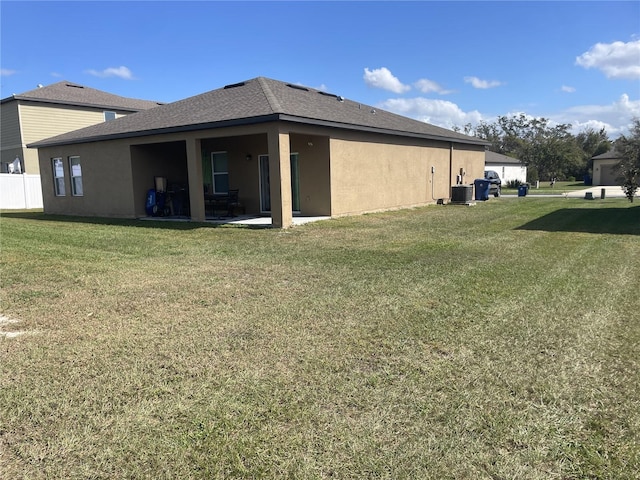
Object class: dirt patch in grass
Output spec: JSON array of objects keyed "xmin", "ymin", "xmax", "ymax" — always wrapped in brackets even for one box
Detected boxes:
[{"xmin": 0, "ymin": 314, "xmax": 33, "ymax": 338}]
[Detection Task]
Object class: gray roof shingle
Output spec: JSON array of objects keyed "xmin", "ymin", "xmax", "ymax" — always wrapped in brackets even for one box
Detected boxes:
[
  {"xmin": 2, "ymin": 80, "xmax": 163, "ymax": 111},
  {"xmin": 485, "ymin": 151, "xmax": 522, "ymax": 165},
  {"xmin": 28, "ymin": 77, "xmax": 488, "ymax": 148},
  {"xmin": 592, "ymin": 149, "xmax": 621, "ymax": 160}
]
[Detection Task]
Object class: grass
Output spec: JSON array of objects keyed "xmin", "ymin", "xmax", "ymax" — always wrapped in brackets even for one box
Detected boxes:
[
  {"xmin": 1, "ymin": 199, "xmax": 639, "ymax": 479},
  {"xmin": 502, "ymin": 181, "xmax": 590, "ymax": 195}
]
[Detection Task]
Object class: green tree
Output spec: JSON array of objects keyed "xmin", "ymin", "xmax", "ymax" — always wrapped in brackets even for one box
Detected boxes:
[
  {"xmin": 473, "ymin": 120, "xmax": 503, "ymax": 153},
  {"xmin": 453, "ymin": 116, "xmax": 608, "ymax": 182},
  {"xmin": 575, "ymin": 127, "xmax": 611, "ymax": 181},
  {"xmin": 496, "ymin": 115, "xmax": 581, "ymax": 180},
  {"xmin": 615, "ymin": 119, "xmax": 640, "ymax": 202}
]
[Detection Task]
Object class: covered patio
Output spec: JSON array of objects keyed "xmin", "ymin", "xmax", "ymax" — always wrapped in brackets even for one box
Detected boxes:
[
  {"xmin": 130, "ymin": 127, "xmax": 332, "ymax": 228},
  {"xmin": 140, "ymin": 213, "xmax": 331, "ymax": 227}
]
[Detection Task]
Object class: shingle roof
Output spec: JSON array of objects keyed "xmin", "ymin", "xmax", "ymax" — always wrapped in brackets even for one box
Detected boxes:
[
  {"xmin": 592, "ymin": 149, "xmax": 621, "ymax": 160},
  {"xmin": 28, "ymin": 77, "xmax": 489, "ymax": 148},
  {"xmin": 485, "ymin": 151, "xmax": 522, "ymax": 165},
  {"xmin": 1, "ymin": 80, "xmax": 163, "ymax": 111}
]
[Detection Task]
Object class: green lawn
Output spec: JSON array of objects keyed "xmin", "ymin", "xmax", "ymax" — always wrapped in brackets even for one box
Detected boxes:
[
  {"xmin": 1, "ymin": 199, "xmax": 639, "ymax": 479},
  {"xmin": 502, "ymin": 181, "xmax": 590, "ymax": 195}
]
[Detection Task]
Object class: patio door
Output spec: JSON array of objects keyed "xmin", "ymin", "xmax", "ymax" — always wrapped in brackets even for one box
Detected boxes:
[{"xmin": 259, "ymin": 153, "xmax": 300, "ymax": 213}]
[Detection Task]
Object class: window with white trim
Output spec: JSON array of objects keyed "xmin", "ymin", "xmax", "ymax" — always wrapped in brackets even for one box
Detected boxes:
[
  {"xmin": 52, "ymin": 157, "xmax": 66, "ymax": 196},
  {"xmin": 69, "ymin": 156, "xmax": 83, "ymax": 196},
  {"xmin": 104, "ymin": 111, "xmax": 116, "ymax": 121}
]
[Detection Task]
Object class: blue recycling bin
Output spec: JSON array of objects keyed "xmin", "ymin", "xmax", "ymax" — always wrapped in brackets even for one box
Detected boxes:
[
  {"xmin": 518, "ymin": 184, "xmax": 528, "ymax": 197},
  {"xmin": 474, "ymin": 179, "xmax": 490, "ymax": 201}
]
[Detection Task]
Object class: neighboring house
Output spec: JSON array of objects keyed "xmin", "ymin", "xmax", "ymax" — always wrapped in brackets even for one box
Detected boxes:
[
  {"xmin": 591, "ymin": 150, "xmax": 621, "ymax": 186},
  {"xmin": 1, "ymin": 81, "xmax": 162, "ymax": 174},
  {"xmin": 484, "ymin": 151, "xmax": 526, "ymax": 184},
  {"xmin": 29, "ymin": 77, "xmax": 488, "ymax": 228}
]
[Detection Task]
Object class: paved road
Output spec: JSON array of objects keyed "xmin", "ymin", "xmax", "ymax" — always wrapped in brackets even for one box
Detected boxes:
[{"xmin": 504, "ymin": 185, "xmax": 630, "ymax": 199}]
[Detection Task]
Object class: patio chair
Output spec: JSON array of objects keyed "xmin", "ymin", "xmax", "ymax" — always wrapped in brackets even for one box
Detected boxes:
[{"xmin": 226, "ymin": 189, "xmax": 244, "ymax": 217}]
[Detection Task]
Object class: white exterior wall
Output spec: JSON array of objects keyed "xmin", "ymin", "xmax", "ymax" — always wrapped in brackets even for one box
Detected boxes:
[
  {"xmin": 485, "ymin": 165, "xmax": 527, "ymax": 184},
  {"xmin": 0, "ymin": 173, "xmax": 44, "ymax": 209}
]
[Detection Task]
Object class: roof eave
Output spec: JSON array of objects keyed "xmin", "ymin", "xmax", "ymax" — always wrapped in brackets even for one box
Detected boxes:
[
  {"xmin": 5, "ymin": 95, "xmax": 157, "ymax": 112},
  {"xmin": 28, "ymin": 112, "xmax": 489, "ymax": 149},
  {"xmin": 279, "ymin": 114, "xmax": 490, "ymax": 146},
  {"xmin": 27, "ymin": 114, "xmax": 281, "ymax": 148}
]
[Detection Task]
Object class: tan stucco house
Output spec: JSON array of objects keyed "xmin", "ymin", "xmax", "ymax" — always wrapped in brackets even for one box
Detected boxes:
[
  {"xmin": 1, "ymin": 81, "xmax": 162, "ymax": 174},
  {"xmin": 591, "ymin": 150, "xmax": 621, "ymax": 186},
  {"xmin": 29, "ymin": 77, "xmax": 488, "ymax": 228}
]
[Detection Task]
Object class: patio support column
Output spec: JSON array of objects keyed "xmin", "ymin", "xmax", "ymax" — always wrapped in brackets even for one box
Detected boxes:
[
  {"xmin": 186, "ymin": 137, "xmax": 205, "ymax": 222},
  {"xmin": 267, "ymin": 125, "xmax": 293, "ymax": 228}
]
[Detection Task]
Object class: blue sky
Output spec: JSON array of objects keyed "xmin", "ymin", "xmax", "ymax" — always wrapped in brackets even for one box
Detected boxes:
[{"xmin": 2, "ymin": 1, "xmax": 639, "ymax": 137}]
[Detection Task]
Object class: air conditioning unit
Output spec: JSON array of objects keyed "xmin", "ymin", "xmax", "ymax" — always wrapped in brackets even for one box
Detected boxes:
[{"xmin": 451, "ymin": 185, "xmax": 473, "ymax": 204}]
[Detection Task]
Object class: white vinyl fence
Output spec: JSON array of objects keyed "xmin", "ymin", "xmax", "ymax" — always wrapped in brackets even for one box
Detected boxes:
[{"xmin": 0, "ymin": 174, "xmax": 44, "ymax": 209}]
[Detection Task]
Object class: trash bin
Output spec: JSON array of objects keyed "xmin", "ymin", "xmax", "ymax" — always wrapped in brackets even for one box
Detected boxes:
[
  {"xmin": 474, "ymin": 179, "xmax": 490, "ymax": 201},
  {"xmin": 518, "ymin": 185, "xmax": 528, "ymax": 197}
]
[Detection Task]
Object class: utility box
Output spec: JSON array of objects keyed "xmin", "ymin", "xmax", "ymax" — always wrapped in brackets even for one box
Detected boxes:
[{"xmin": 474, "ymin": 179, "xmax": 490, "ymax": 201}]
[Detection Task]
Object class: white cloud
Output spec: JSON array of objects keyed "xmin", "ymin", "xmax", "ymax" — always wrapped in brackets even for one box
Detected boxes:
[
  {"xmin": 1, "ymin": 69, "xmax": 17, "ymax": 76},
  {"xmin": 85, "ymin": 66, "xmax": 135, "ymax": 80},
  {"xmin": 561, "ymin": 85, "xmax": 576, "ymax": 93},
  {"xmin": 554, "ymin": 93, "xmax": 640, "ymax": 136},
  {"xmin": 377, "ymin": 97, "xmax": 484, "ymax": 130},
  {"xmin": 363, "ymin": 67, "xmax": 410, "ymax": 94},
  {"xmin": 376, "ymin": 92, "xmax": 638, "ymax": 138},
  {"xmin": 464, "ymin": 76, "xmax": 503, "ymax": 89},
  {"xmin": 576, "ymin": 39, "xmax": 640, "ymax": 79},
  {"xmin": 414, "ymin": 78, "xmax": 453, "ymax": 95}
]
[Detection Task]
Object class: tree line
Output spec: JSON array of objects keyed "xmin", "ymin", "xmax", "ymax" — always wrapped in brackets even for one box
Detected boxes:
[
  {"xmin": 453, "ymin": 114, "xmax": 614, "ymax": 183},
  {"xmin": 454, "ymin": 115, "xmax": 640, "ymax": 201}
]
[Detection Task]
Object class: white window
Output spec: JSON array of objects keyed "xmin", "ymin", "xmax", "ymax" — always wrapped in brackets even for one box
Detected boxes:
[
  {"xmin": 52, "ymin": 158, "xmax": 65, "ymax": 196},
  {"xmin": 69, "ymin": 156, "xmax": 83, "ymax": 196},
  {"xmin": 104, "ymin": 111, "xmax": 116, "ymax": 121}
]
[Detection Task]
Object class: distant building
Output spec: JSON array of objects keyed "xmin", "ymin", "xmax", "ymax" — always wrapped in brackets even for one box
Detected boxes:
[
  {"xmin": 591, "ymin": 150, "xmax": 621, "ymax": 186},
  {"xmin": 484, "ymin": 151, "xmax": 527, "ymax": 184},
  {"xmin": 1, "ymin": 81, "xmax": 162, "ymax": 173}
]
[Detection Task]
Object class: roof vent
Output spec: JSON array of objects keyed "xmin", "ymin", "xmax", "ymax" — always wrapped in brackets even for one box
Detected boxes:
[
  {"xmin": 286, "ymin": 83, "xmax": 309, "ymax": 92},
  {"xmin": 37, "ymin": 84, "xmax": 44, "ymax": 88},
  {"xmin": 318, "ymin": 91, "xmax": 343, "ymax": 100},
  {"xmin": 65, "ymin": 83, "xmax": 84, "ymax": 89},
  {"xmin": 224, "ymin": 82, "xmax": 245, "ymax": 89}
]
